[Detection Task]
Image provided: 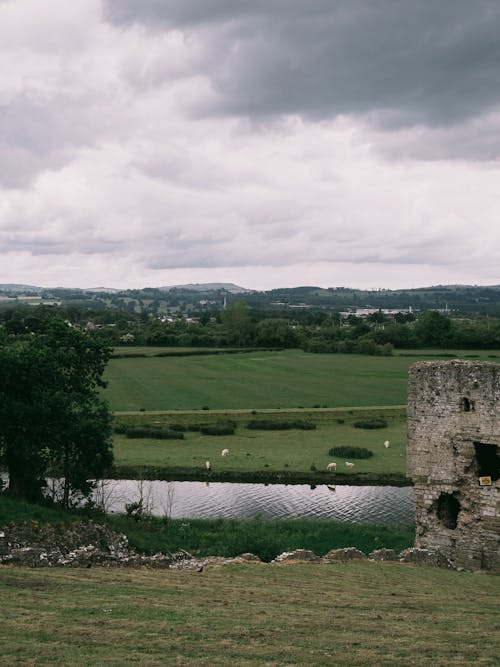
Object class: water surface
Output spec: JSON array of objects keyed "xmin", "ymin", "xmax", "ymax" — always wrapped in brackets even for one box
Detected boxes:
[{"xmin": 96, "ymin": 480, "xmax": 414, "ymax": 524}]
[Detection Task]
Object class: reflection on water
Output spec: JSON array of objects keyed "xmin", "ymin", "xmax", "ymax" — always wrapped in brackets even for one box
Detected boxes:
[{"xmin": 97, "ymin": 480, "xmax": 414, "ymax": 525}]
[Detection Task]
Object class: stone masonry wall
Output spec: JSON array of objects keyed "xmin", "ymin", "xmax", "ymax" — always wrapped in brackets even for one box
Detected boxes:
[{"xmin": 407, "ymin": 360, "xmax": 500, "ymax": 572}]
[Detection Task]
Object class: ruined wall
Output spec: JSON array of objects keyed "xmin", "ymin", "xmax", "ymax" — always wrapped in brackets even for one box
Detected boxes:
[{"xmin": 407, "ymin": 360, "xmax": 500, "ymax": 571}]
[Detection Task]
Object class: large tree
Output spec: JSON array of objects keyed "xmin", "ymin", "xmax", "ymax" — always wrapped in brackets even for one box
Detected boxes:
[{"xmin": 0, "ymin": 319, "xmax": 113, "ymax": 504}]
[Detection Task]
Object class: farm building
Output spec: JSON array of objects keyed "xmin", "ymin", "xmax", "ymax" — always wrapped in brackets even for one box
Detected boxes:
[{"xmin": 407, "ymin": 360, "xmax": 500, "ymax": 571}]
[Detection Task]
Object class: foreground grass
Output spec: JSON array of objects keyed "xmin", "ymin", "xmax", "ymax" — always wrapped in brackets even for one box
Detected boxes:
[
  {"xmin": 104, "ymin": 348, "xmax": 499, "ymax": 412},
  {"xmin": 0, "ymin": 563, "xmax": 498, "ymax": 666},
  {"xmin": 0, "ymin": 495, "xmax": 413, "ymax": 562},
  {"xmin": 112, "ymin": 407, "xmax": 407, "ymax": 479}
]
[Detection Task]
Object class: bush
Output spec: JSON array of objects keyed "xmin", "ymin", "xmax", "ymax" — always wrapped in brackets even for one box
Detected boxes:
[
  {"xmin": 125, "ymin": 427, "xmax": 184, "ymax": 440},
  {"xmin": 246, "ymin": 419, "xmax": 316, "ymax": 431},
  {"xmin": 353, "ymin": 418, "xmax": 388, "ymax": 430},
  {"xmin": 335, "ymin": 418, "xmax": 345, "ymax": 424},
  {"xmin": 169, "ymin": 424, "xmax": 187, "ymax": 432},
  {"xmin": 328, "ymin": 446, "xmax": 374, "ymax": 459},
  {"xmin": 200, "ymin": 422, "xmax": 235, "ymax": 436}
]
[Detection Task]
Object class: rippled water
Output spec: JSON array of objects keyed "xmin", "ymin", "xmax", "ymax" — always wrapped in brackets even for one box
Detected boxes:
[{"xmin": 97, "ymin": 480, "xmax": 414, "ymax": 525}]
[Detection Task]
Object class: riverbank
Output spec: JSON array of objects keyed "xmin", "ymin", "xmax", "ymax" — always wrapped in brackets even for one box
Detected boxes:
[
  {"xmin": 110, "ymin": 464, "xmax": 410, "ymax": 486},
  {"xmin": 0, "ymin": 494, "xmax": 413, "ymax": 562}
]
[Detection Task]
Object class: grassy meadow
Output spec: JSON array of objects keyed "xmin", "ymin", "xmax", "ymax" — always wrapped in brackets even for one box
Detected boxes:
[
  {"xmin": 104, "ymin": 350, "xmax": 408, "ymax": 411},
  {"xmin": 104, "ymin": 348, "xmax": 499, "ymax": 412},
  {"xmin": 1, "ymin": 563, "xmax": 498, "ymax": 666}
]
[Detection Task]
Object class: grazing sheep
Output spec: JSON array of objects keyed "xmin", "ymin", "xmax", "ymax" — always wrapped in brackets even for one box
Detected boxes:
[
  {"xmin": 221, "ymin": 448, "xmax": 230, "ymax": 457},
  {"xmin": 205, "ymin": 460, "xmax": 211, "ymax": 471},
  {"xmin": 384, "ymin": 440, "xmax": 390, "ymax": 449},
  {"xmin": 326, "ymin": 462, "xmax": 337, "ymax": 472},
  {"xmin": 345, "ymin": 461, "xmax": 355, "ymax": 468}
]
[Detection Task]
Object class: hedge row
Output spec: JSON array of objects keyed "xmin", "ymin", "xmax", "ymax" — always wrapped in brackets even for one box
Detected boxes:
[
  {"xmin": 353, "ymin": 418, "xmax": 388, "ymax": 430},
  {"xmin": 246, "ymin": 419, "xmax": 316, "ymax": 431}
]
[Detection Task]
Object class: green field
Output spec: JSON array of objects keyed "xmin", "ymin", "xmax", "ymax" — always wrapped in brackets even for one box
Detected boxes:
[
  {"xmin": 105, "ymin": 348, "xmax": 499, "ymax": 478},
  {"xmin": 112, "ymin": 407, "xmax": 407, "ymax": 479},
  {"xmin": 104, "ymin": 348, "xmax": 499, "ymax": 412},
  {"xmin": 1, "ymin": 563, "xmax": 498, "ymax": 666}
]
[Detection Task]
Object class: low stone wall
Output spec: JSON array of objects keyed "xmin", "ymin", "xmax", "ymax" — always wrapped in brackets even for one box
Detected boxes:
[{"xmin": 0, "ymin": 522, "xmax": 459, "ymax": 571}]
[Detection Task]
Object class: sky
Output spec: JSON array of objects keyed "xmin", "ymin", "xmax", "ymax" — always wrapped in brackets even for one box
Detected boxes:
[{"xmin": 1, "ymin": 0, "xmax": 500, "ymax": 291}]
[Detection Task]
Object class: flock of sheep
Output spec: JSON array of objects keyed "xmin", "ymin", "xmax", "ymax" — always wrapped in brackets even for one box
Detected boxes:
[{"xmin": 204, "ymin": 441, "xmax": 391, "ymax": 472}]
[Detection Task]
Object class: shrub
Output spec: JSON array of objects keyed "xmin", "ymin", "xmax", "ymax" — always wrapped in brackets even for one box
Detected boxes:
[
  {"xmin": 353, "ymin": 417, "xmax": 388, "ymax": 430},
  {"xmin": 335, "ymin": 418, "xmax": 345, "ymax": 424},
  {"xmin": 202, "ymin": 406, "xmax": 210, "ymax": 410},
  {"xmin": 328, "ymin": 446, "xmax": 373, "ymax": 459},
  {"xmin": 169, "ymin": 424, "xmax": 187, "ymax": 432},
  {"xmin": 200, "ymin": 421, "xmax": 235, "ymax": 436},
  {"xmin": 246, "ymin": 419, "xmax": 316, "ymax": 431},
  {"xmin": 125, "ymin": 427, "xmax": 184, "ymax": 440}
]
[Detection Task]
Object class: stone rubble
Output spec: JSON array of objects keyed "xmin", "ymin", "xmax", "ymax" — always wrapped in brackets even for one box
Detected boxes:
[{"xmin": 0, "ymin": 522, "xmax": 482, "ymax": 571}]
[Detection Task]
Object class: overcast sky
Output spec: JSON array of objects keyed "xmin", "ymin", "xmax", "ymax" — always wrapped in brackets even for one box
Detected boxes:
[{"xmin": 1, "ymin": 0, "xmax": 499, "ymax": 290}]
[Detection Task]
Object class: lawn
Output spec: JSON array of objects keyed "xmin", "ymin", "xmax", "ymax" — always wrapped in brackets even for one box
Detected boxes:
[
  {"xmin": 112, "ymin": 407, "xmax": 407, "ymax": 478},
  {"xmin": 0, "ymin": 563, "xmax": 498, "ymax": 666},
  {"xmin": 104, "ymin": 348, "xmax": 499, "ymax": 412}
]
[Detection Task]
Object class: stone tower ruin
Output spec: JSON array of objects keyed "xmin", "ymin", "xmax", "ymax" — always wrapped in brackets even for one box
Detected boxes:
[{"xmin": 407, "ymin": 360, "xmax": 499, "ymax": 571}]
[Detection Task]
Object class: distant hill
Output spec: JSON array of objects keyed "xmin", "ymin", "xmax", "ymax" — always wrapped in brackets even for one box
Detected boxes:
[
  {"xmin": 0, "ymin": 284, "xmax": 44, "ymax": 293},
  {"xmin": 158, "ymin": 283, "xmax": 252, "ymax": 293},
  {"xmin": 1, "ymin": 283, "xmax": 500, "ymax": 315}
]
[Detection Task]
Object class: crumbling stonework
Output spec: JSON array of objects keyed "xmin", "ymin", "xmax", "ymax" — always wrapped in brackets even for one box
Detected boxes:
[{"xmin": 407, "ymin": 360, "xmax": 500, "ymax": 572}]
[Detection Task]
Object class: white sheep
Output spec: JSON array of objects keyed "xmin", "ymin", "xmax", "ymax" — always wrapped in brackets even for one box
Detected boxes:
[
  {"xmin": 326, "ymin": 462, "xmax": 337, "ymax": 472},
  {"xmin": 345, "ymin": 461, "xmax": 355, "ymax": 468},
  {"xmin": 384, "ymin": 440, "xmax": 390, "ymax": 449},
  {"xmin": 205, "ymin": 460, "xmax": 211, "ymax": 471},
  {"xmin": 221, "ymin": 448, "xmax": 230, "ymax": 457}
]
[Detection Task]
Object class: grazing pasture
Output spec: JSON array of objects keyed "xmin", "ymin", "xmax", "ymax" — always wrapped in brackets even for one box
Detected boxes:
[
  {"xmin": 1, "ymin": 563, "xmax": 498, "ymax": 666},
  {"xmin": 112, "ymin": 407, "xmax": 407, "ymax": 477},
  {"xmin": 104, "ymin": 348, "xmax": 498, "ymax": 412}
]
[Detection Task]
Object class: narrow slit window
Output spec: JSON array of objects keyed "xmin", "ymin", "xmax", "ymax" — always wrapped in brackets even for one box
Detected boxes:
[{"xmin": 461, "ymin": 397, "xmax": 474, "ymax": 412}]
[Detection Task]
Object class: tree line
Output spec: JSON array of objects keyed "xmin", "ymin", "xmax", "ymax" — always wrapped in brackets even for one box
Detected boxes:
[{"xmin": 2, "ymin": 303, "xmax": 500, "ymax": 353}]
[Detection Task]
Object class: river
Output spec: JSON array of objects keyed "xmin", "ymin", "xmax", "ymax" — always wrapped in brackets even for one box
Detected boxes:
[{"xmin": 95, "ymin": 480, "xmax": 414, "ymax": 524}]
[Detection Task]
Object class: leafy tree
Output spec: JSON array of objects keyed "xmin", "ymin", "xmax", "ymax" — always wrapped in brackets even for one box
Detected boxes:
[
  {"xmin": 219, "ymin": 301, "xmax": 255, "ymax": 346},
  {"xmin": 0, "ymin": 319, "xmax": 113, "ymax": 504},
  {"xmin": 255, "ymin": 318, "xmax": 299, "ymax": 348},
  {"xmin": 413, "ymin": 311, "xmax": 452, "ymax": 346}
]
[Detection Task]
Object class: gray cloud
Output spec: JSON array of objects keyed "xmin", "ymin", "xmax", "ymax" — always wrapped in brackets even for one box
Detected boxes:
[{"xmin": 103, "ymin": 0, "xmax": 500, "ymax": 129}]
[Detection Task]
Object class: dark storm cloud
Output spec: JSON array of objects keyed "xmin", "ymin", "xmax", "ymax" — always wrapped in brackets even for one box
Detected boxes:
[{"xmin": 103, "ymin": 0, "xmax": 500, "ymax": 127}]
